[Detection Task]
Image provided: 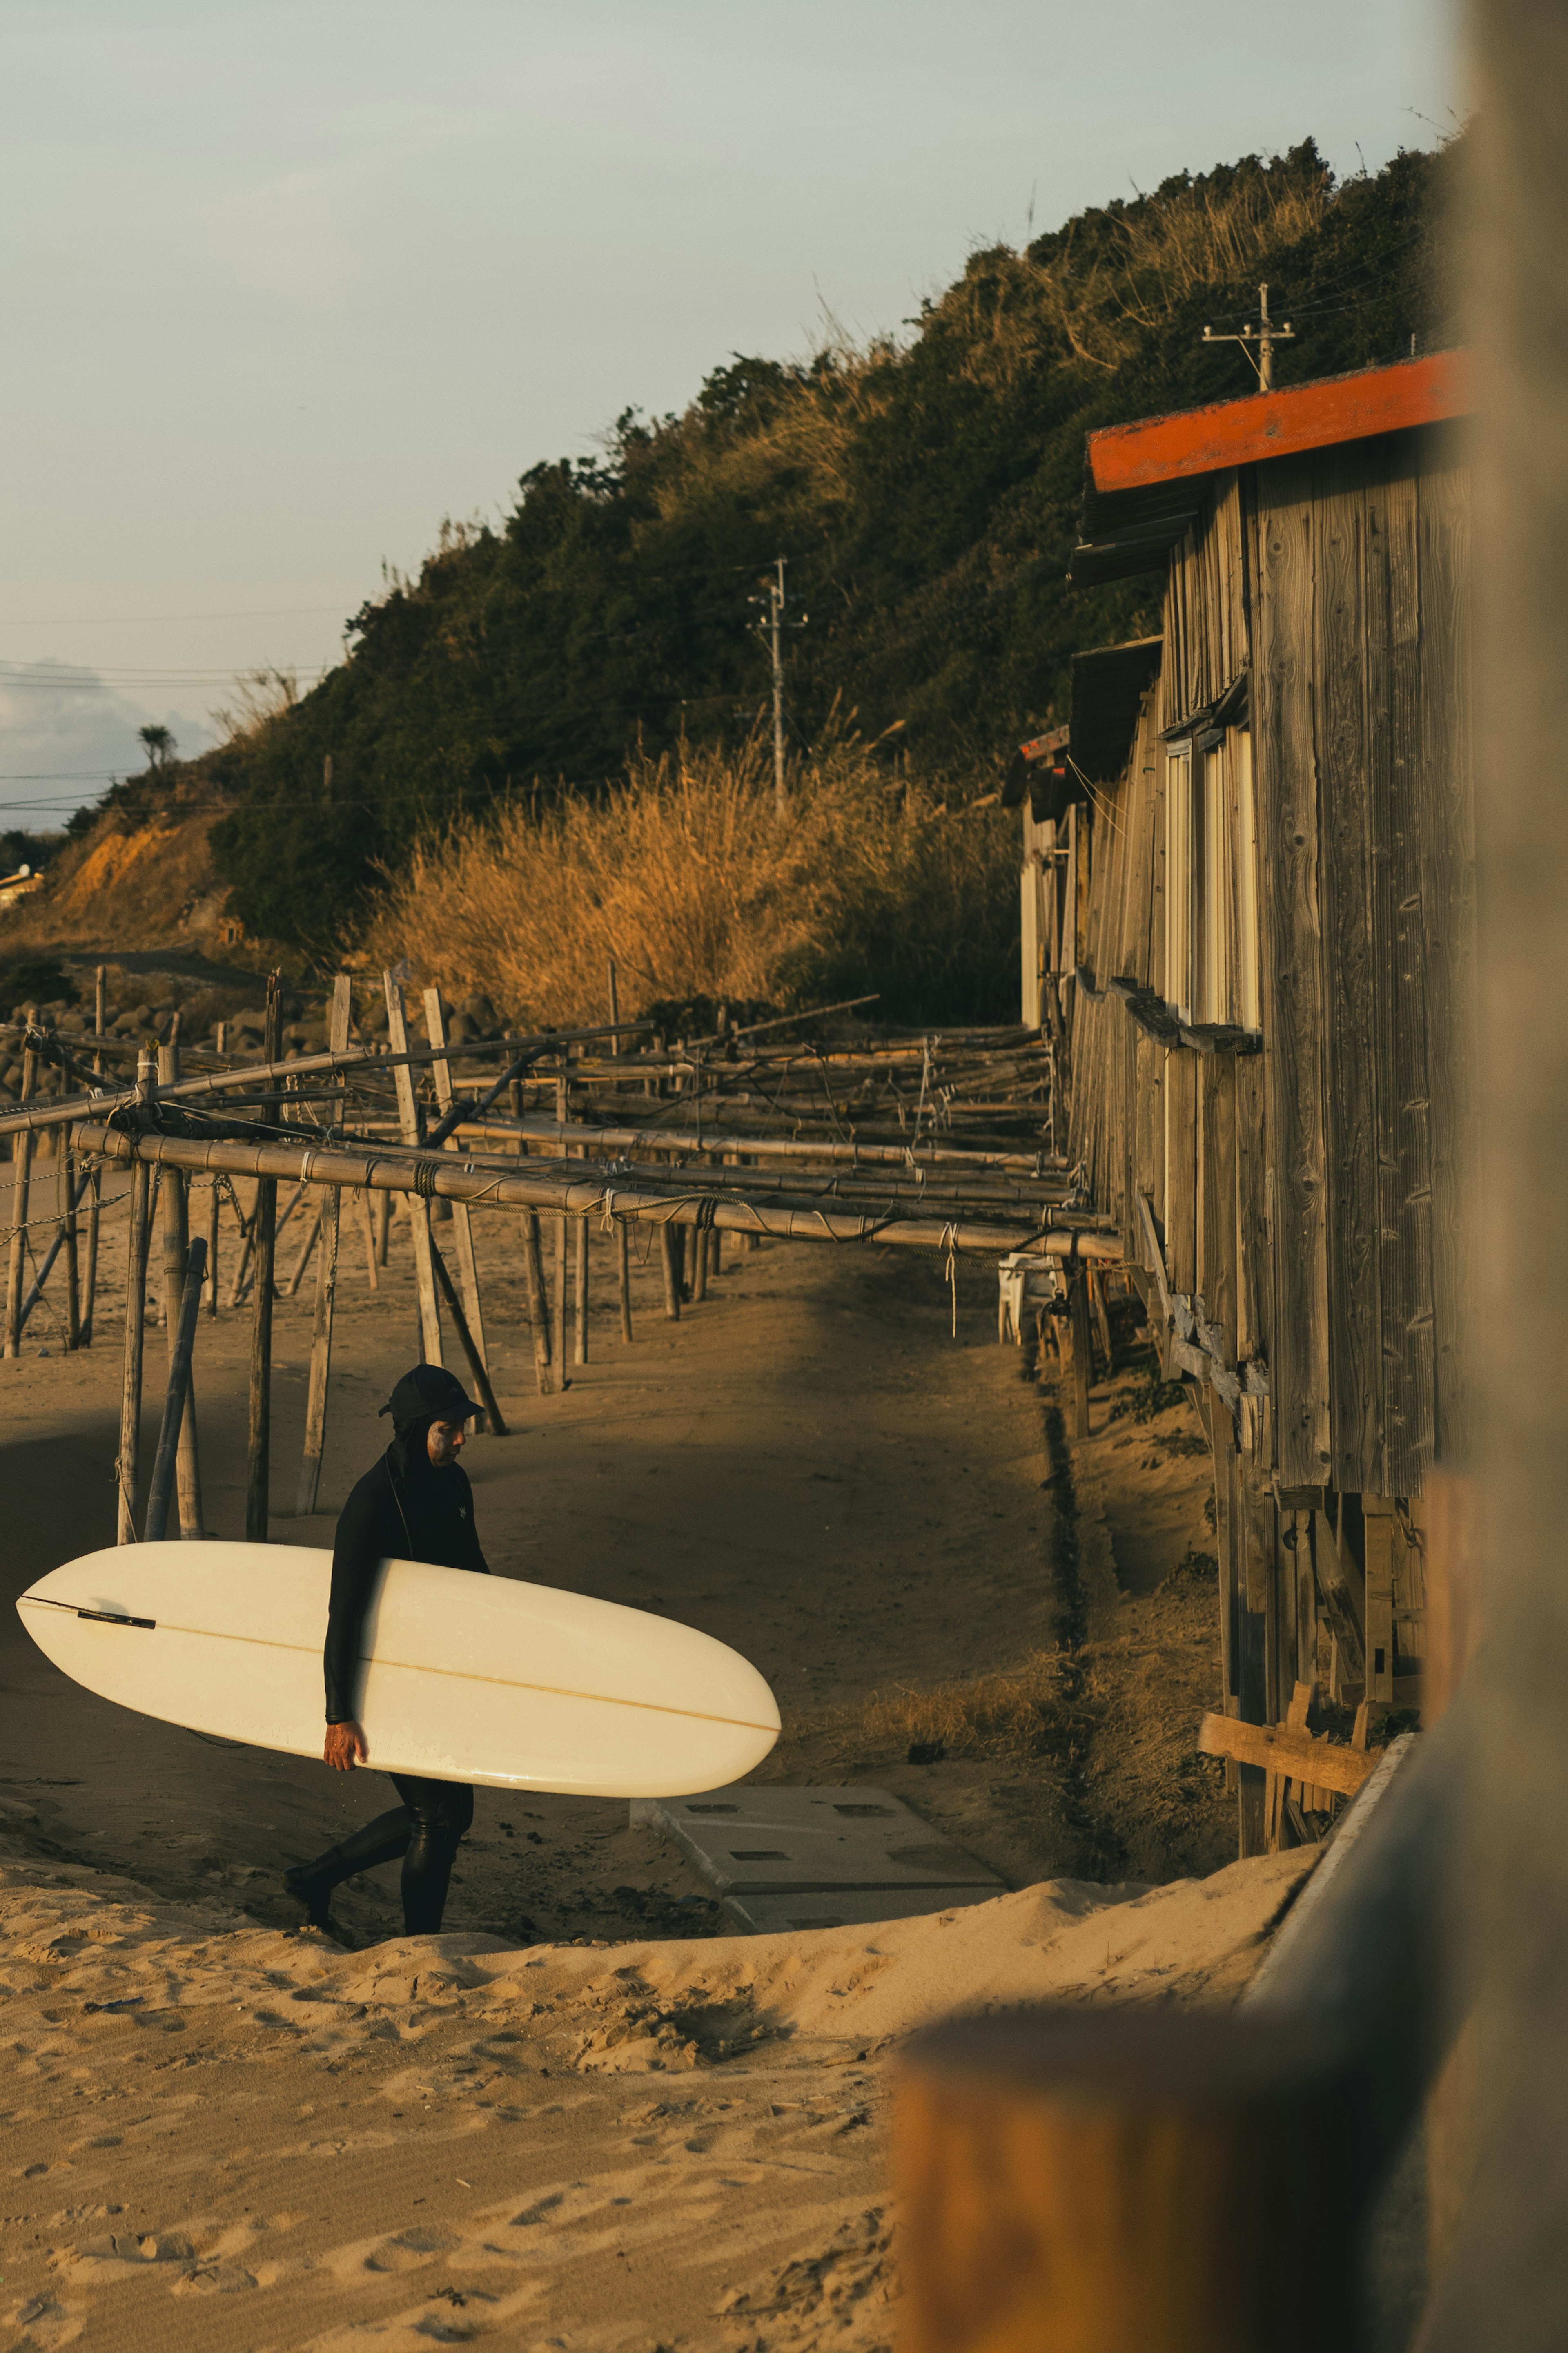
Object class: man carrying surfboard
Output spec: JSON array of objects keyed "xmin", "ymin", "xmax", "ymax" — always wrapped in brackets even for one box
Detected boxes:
[{"xmin": 284, "ymin": 1363, "xmax": 488, "ymax": 1943}]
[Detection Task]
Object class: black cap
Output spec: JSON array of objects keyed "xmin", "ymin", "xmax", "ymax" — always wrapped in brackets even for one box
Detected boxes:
[{"xmin": 378, "ymin": 1363, "xmax": 481, "ymax": 1425}]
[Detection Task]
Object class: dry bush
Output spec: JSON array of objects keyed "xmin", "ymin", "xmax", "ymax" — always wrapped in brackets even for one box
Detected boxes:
[
  {"xmin": 361, "ymin": 722, "xmax": 1017, "ymax": 1028},
  {"xmin": 210, "ymin": 665, "xmax": 301, "ymax": 748},
  {"xmin": 779, "ymin": 1650, "xmax": 1094, "ymax": 1776}
]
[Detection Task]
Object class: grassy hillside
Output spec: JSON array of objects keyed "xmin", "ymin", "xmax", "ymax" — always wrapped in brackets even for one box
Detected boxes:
[{"xmin": 71, "ymin": 138, "xmax": 1459, "ymax": 971}]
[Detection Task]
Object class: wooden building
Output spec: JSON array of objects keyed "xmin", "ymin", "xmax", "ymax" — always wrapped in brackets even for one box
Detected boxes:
[{"xmin": 1053, "ymin": 351, "xmax": 1473, "ymax": 1849}]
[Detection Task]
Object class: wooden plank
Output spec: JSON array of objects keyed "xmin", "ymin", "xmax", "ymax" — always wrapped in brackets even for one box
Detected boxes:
[
  {"xmin": 1363, "ymin": 1494, "xmax": 1397, "ymax": 1704},
  {"xmin": 1212, "ymin": 1394, "xmax": 1240, "ymax": 1711},
  {"xmin": 1366, "ymin": 445, "xmax": 1434, "ymax": 1497},
  {"xmin": 383, "ymin": 972, "xmax": 442, "ymax": 1365},
  {"xmin": 296, "ymin": 976, "xmax": 351, "ymax": 1517},
  {"xmin": 1199, "ymin": 1052, "xmax": 1237, "ymax": 1362},
  {"xmin": 1415, "ymin": 459, "xmax": 1475, "ymax": 1469},
  {"xmin": 1253, "ymin": 454, "xmax": 1332, "ymax": 1483},
  {"xmin": 424, "ymin": 989, "xmax": 490, "ymax": 1410},
  {"xmin": 1314, "ymin": 447, "xmax": 1383, "ymax": 1492},
  {"xmin": 1234, "ymin": 1050, "xmax": 1270, "ymax": 1377},
  {"xmin": 1310, "ymin": 1507, "xmax": 1366, "ymax": 1683},
  {"xmin": 521, "ymin": 1210, "xmax": 555, "ymax": 1394},
  {"xmin": 1165, "ymin": 1048, "xmax": 1197, "ymax": 1295},
  {"xmin": 1197, "ymin": 1711, "xmax": 1381, "ymax": 1797}
]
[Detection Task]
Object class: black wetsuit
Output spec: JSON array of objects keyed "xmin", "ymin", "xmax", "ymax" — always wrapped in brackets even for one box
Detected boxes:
[{"xmin": 290, "ymin": 1421, "xmax": 489, "ymax": 1936}]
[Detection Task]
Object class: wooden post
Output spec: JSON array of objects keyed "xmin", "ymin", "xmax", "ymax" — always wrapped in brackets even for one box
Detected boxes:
[
  {"xmin": 4, "ymin": 1009, "xmax": 38, "ymax": 1358},
  {"xmin": 296, "ymin": 976, "xmax": 351, "ymax": 1517},
  {"xmin": 1065, "ymin": 1271, "xmax": 1092, "ymax": 1438},
  {"xmin": 554, "ymin": 1070, "xmax": 569, "ymax": 1378},
  {"xmin": 1089, "ymin": 1267, "xmax": 1114, "ymax": 1371},
  {"xmin": 383, "ymin": 971, "xmax": 442, "ymax": 1364},
  {"xmin": 691, "ymin": 1198, "xmax": 709, "ymax": 1303},
  {"xmin": 521, "ymin": 1209, "xmax": 555, "ymax": 1394},
  {"xmin": 62, "ymin": 1146, "xmax": 81, "ymax": 1350},
  {"xmin": 1363, "ymin": 1493, "xmax": 1397, "ymax": 1704},
  {"xmin": 82, "ymin": 965, "xmax": 106, "ymax": 1343},
  {"xmin": 246, "ymin": 975, "xmax": 282, "ymax": 1543},
  {"xmin": 374, "ymin": 1184, "xmax": 390, "ymax": 1265},
  {"xmin": 617, "ymin": 1215, "xmax": 633, "ymax": 1341},
  {"xmin": 607, "ymin": 957, "xmax": 621, "ymax": 1053},
  {"xmin": 661, "ymin": 1221, "xmax": 682, "ymax": 1320},
  {"xmin": 425, "ymin": 988, "xmax": 491, "ymax": 1421},
  {"xmin": 116, "ymin": 1053, "xmax": 156, "ymax": 1543},
  {"xmin": 282, "ymin": 1199, "xmax": 325, "ymax": 1296},
  {"xmin": 144, "ymin": 1238, "xmax": 207, "ymax": 1544},
  {"xmin": 157, "ymin": 1041, "xmax": 204, "ymax": 1538},
  {"xmin": 354, "ymin": 1186, "xmax": 380, "ymax": 1289},
  {"xmin": 894, "ymin": 2009, "xmax": 1357, "ymax": 2353},
  {"xmin": 574, "ymin": 1216, "xmax": 589, "ymax": 1363},
  {"xmin": 428, "ymin": 1232, "xmax": 508, "ymax": 1434}
]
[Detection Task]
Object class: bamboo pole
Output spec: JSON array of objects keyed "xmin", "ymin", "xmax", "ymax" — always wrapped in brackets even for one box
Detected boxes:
[
  {"xmin": 116, "ymin": 1053, "xmax": 156, "ymax": 1543},
  {"xmin": 246, "ymin": 976, "xmax": 282, "ymax": 1543},
  {"xmin": 158, "ymin": 1041, "xmax": 204, "ymax": 1537},
  {"xmin": 425, "ymin": 989, "xmax": 490, "ymax": 1421},
  {"xmin": 428, "ymin": 1233, "xmax": 508, "ymax": 1434},
  {"xmin": 144, "ymin": 1239, "xmax": 208, "ymax": 1544},
  {"xmin": 521, "ymin": 1209, "xmax": 555, "ymax": 1394},
  {"xmin": 73, "ymin": 1122, "xmax": 1124, "ymax": 1264},
  {"xmin": 661, "ymin": 1224, "xmax": 682, "ymax": 1320},
  {"xmin": 296, "ymin": 977, "xmax": 351, "ymax": 1516},
  {"xmin": 4, "ymin": 1009, "xmax": 38, "ymax": 1357},
  {"xmin": 384, "ymin": 972, "xmax": 442, "ymax": 1364},
  {"xmin": 617, "ymin": 1216, "xmax": 633, "ymax": 1342}
]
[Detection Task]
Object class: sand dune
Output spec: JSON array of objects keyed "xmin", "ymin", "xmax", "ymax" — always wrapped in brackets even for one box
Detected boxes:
[{"xmin": 0, "ymin": 1820, "xmax": 1312, "ymax": 2350}]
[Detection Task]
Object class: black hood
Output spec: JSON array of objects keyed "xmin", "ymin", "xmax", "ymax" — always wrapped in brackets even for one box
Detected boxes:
[{"xmin": 379, "ymin": 1363, "xmax": 480, "ymax": 1455}]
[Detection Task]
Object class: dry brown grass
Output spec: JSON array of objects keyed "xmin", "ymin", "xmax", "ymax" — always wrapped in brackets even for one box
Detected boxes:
[
  {"xmin": 773, "ymin": 1650, "xmax": 1094, "ymax": 1778},
  {"xmin": 361, "ymin": 722, "xmax": 1016, "ymax": 1028}
]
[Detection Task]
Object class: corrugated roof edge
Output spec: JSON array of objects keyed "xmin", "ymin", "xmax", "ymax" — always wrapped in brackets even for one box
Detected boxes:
[{"xmin": 1086, "ymin": 347, "xmax": 1472, "ymax": 495}]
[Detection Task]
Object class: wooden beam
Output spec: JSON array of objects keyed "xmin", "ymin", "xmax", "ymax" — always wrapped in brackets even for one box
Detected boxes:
[
  {"xmin": 424, "ymin": 988, "xmax": 490, "ymax": 1416},
  {"xmin": 1198, "ymin": 1709, "xmax": 1381, "ymax": 1796},
  {"xmin": 245, "ymin": 977, "xmax": 282, "ymax": 1544},
  {"xmin": 296, "ymin": 977, "xmax": 351, "ymax": 1517},
  {"xmin": 383, "ymin": 972, "xmax": 442, "ymax": 1365}
]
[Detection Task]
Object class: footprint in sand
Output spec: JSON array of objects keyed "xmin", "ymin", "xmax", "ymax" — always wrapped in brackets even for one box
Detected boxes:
[{"xmin": 365, "ymin": 2228, "xmax": 461, "ymax": 2273}]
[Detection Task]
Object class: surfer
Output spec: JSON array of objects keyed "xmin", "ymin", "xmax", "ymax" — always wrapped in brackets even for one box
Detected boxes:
[{"xmin": 284, "ymin": 1363, "xmax": 488, "ymax": 1943}]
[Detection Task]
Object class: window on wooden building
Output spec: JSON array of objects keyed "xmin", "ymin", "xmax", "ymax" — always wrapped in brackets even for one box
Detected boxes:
[{"xmin": 1161, "ymin": 725, "xmax": 1261, "ymax": 1033}]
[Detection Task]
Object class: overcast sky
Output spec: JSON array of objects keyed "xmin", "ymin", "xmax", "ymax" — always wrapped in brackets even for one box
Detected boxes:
[{"xmin": 0, "ymin": 0, "xmax": 1459, "ymax": 834}]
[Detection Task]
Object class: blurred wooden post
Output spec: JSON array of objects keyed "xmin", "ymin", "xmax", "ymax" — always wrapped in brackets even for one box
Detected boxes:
[
  {"xmin": 282, "ymin": 1199, "xmax": 325, "ymax": 1296},
  {"xmin": 3, "ymin": 1008, "xmax": 38, "ymax": 1357},
  {"xmin": 661, "ymin": 1221, "xmax": 682, "ymax": 1320},
  {"xmin": 617, "ymin": 1216, "xmax": 633, "ymax": 1341},
  {"xmin": 383, "ymin": 971, "xmax": 442, "ymax": 1364},
  {"xmin": 296, "ymin": 976, "xmax": 351, "ymax": 1516},
  {"xmin": 144, "ymin": 1238, "xmax": 207, "ymax": 1544},
  {"xmin": 158, "ymin": 1039, "xmax": 204, "ymax": 1537},
  {"xmin": 895, "ymin": 2010, "xmax": 1357, "ymax": 2353},
  {"xmin": 245, "ymin": 975, "xmax": 282, "ymax": 1543},
  {"xmin": 374, "ymin": 1185, "xmax": 390, "ymax": 1264},
  {"xmin": 574, "ymin": 1218, "xmax": 589, "ymax": 1363},
  {"xmin": 607, "ymin": 957, "xmax": 621, "ymax": 1053},
  {"xmin": 424, "ymin": 988, "xmax": 491, "ymax": 1421},
  {"xmin": 691, "ymin": 1189, "xmax": 709, "ymax": 1303},
  {"xmin": 117, "ymin": 1051, "xmax": 156, "ymax": 1543},
  {"xmin": 521, "ymin": 1208, "xmax": 555, "ymax": 1394},
  {"xmin": 354, "ymin": 1186, "xmax": 379, "ymax": 1289},
  {"xmin": 206, "ymin": 1169, "xmax": 220, "ymax": 1316}
]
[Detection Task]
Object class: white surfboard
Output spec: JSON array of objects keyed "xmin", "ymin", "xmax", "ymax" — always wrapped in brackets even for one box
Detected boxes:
[{"xmin": 16, "ymin": 1543, "xmax": 780, "ymax": 1798}]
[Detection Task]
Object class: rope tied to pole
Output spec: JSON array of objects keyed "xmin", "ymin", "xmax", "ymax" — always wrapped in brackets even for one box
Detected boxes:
[{"xmin": 940, "ymin": 1221, "xmax": 960, "ymax": 1338}]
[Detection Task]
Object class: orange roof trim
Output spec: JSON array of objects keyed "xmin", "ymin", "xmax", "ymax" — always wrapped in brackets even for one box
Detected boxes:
[{"xmin": 1087, "ymin": 350, "xmax": 1472, "ymax": 495}]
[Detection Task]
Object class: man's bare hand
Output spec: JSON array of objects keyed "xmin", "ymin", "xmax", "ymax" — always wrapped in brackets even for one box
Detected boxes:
[{"xmin": 324, "ymin": 1720, "xmax": 369, "ymax": 1772}]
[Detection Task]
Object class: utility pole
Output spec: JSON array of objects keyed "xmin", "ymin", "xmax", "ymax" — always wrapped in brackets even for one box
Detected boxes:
[
  {"xmin": 1202, "ymin": 282, "xmax": 1295, "ymax": 390},
  {"xmin": 750, "ymin": 558, "xmax": 805, "ymax": 816}
]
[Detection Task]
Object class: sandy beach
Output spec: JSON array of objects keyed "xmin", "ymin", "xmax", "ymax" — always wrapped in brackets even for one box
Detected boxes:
[{"xmin": 1, "ymin": 1200, "xmax": 1290, "ymax": 2346}]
